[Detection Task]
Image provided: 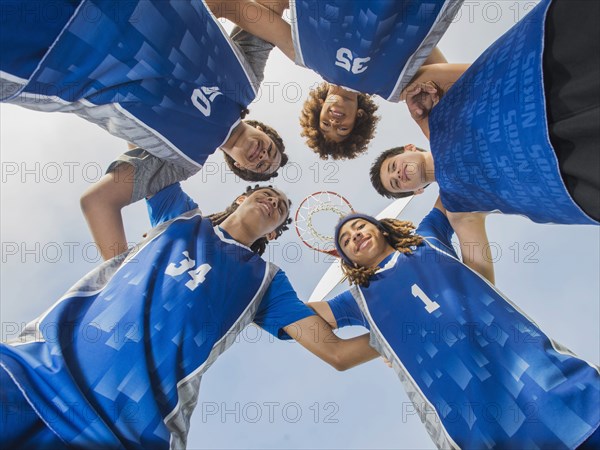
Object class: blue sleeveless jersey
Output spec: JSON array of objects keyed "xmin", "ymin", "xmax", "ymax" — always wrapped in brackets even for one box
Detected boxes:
[
  {"xmin": 429, "ymin": 0, "xmax": 597, "ymax": 225},
  {"xmin": 0, "ymin": 191, "xmax": 312, "ymax": 448},
  {"xmin": 290, "ymin": 0, "xmax": 463, "ymax": 101},
  {"xmin": 0, "ymin": 0, "xmax": 258, "ymax": 174},
  {"xmin": 329, "ymin": 209, "xmax": 600, "ymax": 449}
]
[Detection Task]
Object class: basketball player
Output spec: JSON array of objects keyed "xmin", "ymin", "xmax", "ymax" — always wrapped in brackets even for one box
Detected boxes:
[
  {"xmin": 215, "ymin": 0, "xmax": 460, "ymax": 158},
  {"xmin": 0, "ymin": 183, "xmax": 378, "ymax": 449},
  {"xmin": 371, "ymin": 0, "xmax": 599, "ymax": 224},
  {"xmin": 0, "ymin": 0, "xmax": 286, "ymax": 181},
  {"xmin": 307, "ymin": 200, "xmax": 600, "ymax": 449}
]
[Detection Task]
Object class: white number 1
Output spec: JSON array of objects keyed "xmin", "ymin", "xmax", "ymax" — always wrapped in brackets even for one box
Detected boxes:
[{"xmin": 411, "ymin": 284, "xmax": 440, "ymax": 314}]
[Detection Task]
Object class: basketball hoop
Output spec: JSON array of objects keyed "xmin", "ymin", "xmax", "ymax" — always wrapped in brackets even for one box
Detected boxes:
[{"xmin": 295, "ymin": 191, "xmax": 354, "ymax": 256}]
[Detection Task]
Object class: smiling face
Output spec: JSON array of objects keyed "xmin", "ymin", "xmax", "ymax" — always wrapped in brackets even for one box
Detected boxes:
[
  {"xmin": 379, "ymin": 144, "xmax": 428, "ymax": 194},
  {"xmin": 227, "ymin": 123, "xmax": 282, "ymax": 176},
  {"xmin": 319, "ymin": 85, "xmax": 362, "ymax": 143},
  {"xmin": 337, "ymin": 219, "xmax": 395, "ymax": 268},
  {"xmin": 235, "ymin": 187, "xmax": 290, "ymax": 239}
]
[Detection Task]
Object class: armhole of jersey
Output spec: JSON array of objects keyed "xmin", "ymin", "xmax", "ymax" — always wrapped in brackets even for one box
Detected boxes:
[
  {"xmin": 422, "ymin": 236, "xmax": 455, "ymax": 256},
  {"xmin": 288, "ymin": 0, "xmax": 306, "ymax": 67},
  {"xmin": 111, "ymin": 103, "xmax": 203, "ymax": 172},
  {"xmin": 199, "ymin": 0, "xmax": 258, "ymax": 98},
  {"xmin": 388, "ymin": 0, "xmax": 464, "ymax": 102}
]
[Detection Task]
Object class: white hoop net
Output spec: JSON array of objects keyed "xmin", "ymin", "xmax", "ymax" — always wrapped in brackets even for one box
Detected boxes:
[{"xmin": 295, "ymin": 191, "xmax": 353, "ymax": 254}]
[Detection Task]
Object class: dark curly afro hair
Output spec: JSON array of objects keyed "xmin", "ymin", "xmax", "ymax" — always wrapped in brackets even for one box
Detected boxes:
[{"xmin": 299, "ymin": 82, "xmax": 380, "ymax": 160}]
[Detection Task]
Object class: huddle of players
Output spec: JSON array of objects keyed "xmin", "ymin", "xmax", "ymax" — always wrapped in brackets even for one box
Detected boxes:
[
  {"xmin": 2, "ymin": 0, "xmax": 599, "ymax": 448},
  {"xmin": 78, "ymin": 1, "xmax": 598, "ymax": 447}
]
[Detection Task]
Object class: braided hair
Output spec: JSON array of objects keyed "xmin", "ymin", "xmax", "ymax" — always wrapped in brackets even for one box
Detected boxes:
[
  {"xmin": 340, "ymin": 218, "xmax": 423, "ymax": 287},
  {"xmin": 206, "ymin": 185, "xmax": 292, "ymax": 256}
]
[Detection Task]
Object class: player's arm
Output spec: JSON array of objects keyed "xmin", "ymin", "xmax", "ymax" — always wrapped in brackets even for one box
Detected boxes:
[
  {"xmin": 402, "ymin": 63, "xmax": 470, "ymax": 99},
  {"xmin": 256, "ymin": 272, "xmax": 376, "ymax": 371},
  {"xmin": 403, "ymin": 82, "xmax": 440, "ymax": 139},
  {"xmin": 431, "ymin": 198, "xmax": 495, "ymax": 283},
  {"xmin": 283, "ymin": 315, "xmax": 378, "ymax": 371},
  {"xmin": 81, "ymin": 147, "xmax": 193, "ymax": 260},
  {"xmin": 306, "ymin": 301, "xmax": 338, "ymax": 329},
  {"xmin": 401, "ymin": 64, "xmax": 469, "ymax": 138},
  {"xmin": 446, "ymin": 210, "xmax": 495, "ymax": 284},
  {"xmin": 209, "ymin": 0, "xmax": 295, "ymax": 60},
  {"xmin": 292, "ymin": 295, "xmax": 378, "ymax": 371},
  {"xmin": 80, "ymin": 161, "xmax": 134, "ymax": 260},
  {"xmin": 423, "ymin": 47, "xmax": 448, "ymax": 65}
]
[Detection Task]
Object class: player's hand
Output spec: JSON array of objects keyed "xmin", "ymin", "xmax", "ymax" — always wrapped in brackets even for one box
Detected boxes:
[
  {"xmin": 406, "ymin": 81, "xmax": 442, "ymax": 121},
  {"xmin": 382, "ymin": 357, "xmax": 393, "ymax": 368}
]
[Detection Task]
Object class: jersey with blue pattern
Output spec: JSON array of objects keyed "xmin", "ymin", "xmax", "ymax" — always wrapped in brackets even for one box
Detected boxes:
[
  {"xmin": 290, "ymin": 0, "xmax": 463, "ymax": 101},
  {"xmin": 0, "ymin": 183, "xmax": 314, "ymax": 449},
  {"xmin": 429, "ymin": 0, "xmax": 597, "ymax": 225},
  {"xmin": 0, "ymin": 0, "xmax": 258, "ymax": 174},
  {"xmin": 327, "ymin": 208, "xmax": 600, "ymax": 449}
]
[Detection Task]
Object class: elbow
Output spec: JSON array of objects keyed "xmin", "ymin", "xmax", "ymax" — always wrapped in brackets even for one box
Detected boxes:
[
  {"xmin": 80, "ymin": 184, "xmax": 110, "ymax": 215},
  {"xmin": 328, "ymin": 353, "xmax": 351, "ymax": 372},
  {"xmin": 80, "ymin": 186, "xmax": 96, "ymax": 215},
  {"xmin": 334, "ymin": 363, "xmax": 351, "ymax": 372}
]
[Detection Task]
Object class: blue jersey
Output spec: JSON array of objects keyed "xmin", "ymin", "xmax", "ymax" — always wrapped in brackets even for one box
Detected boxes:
[
  {"xmin": 429, "ymin": 0, "xmax": 597, "ymax": 225},
  {"xmin": 328, "ymin": 208, "xmax": 600, "ymax": 449},
  {"xmin": 0, "ymin": 0, "xmax": 259, "ymax": 174},
  {"xmin": 290, "ymin": 0, "xmax": 463, "ymax": 101},
  {"xmin": 0, "ymin": 183, "xmax": 314, "ymax": 449}
]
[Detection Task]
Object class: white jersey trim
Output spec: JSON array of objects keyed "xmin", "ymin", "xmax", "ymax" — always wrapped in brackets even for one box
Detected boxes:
[
  {"xmin": 199, "ymin": 0, "xmax": 259, "ymax": 97},
  {"xmin": 164, "ymin": 262, "xmax": 277, "ymax": 449},
  {"xmin": 5, "ymin": 211, "xmax": 205, "ymax": 347},
  {"xmin": 111, "ymin": 102, "xmax": 203, "ymax": 171},
  {"xmin": 0, "ymin": 363, "xmax": 72, "ymax": 447},
  {"xmin": 288, "ymin": 0, "xmax": 306, "ymax": 67},
  {"xmin": 213, "ymin": 225, "xmax": 252, "ymax": 251},
  {"xmin": 388, "ymin": 0, "xmax": 464, "ymax": 102},
  {"xmin": 353, "ymin": 285, "xmax": 460, "ymax": 450},
  {"xmin": 0, "ymin": 70, "xmax": 28, "ymax": 84}
]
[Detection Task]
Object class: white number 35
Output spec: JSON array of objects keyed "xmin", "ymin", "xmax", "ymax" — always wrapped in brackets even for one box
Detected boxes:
[{"xmin": 335, "ymin": 48, "xmax": 371, "ymax": 74}]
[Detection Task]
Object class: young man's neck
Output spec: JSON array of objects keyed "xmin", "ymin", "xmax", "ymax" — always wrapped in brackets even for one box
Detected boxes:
[
  {"xmin": 372, "ymin": 246, "xmax": 396, "ymax": 268},
  {"xmin": 220, "ymin": 121, "xmax": 244, "ymax": 156},
  {"xmin": 219, "ymin": 214, "xmax": 258, "ymax": 248},
  {"xmin": 422, "ymin": 116, "xmax": 431, "ymax": 140},
  {"xmin": 423, "ymin": 151, "xmax": 436, "ymax": 184}
]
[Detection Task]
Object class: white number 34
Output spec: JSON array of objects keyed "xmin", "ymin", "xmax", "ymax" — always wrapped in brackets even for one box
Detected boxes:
[
  {"xmin": 165, "ymin": 251, "xmax": 212, "ymax": 291},
  {"xmin": 335, "ymin": 48, "xmax": 371, "ymax": 74}
]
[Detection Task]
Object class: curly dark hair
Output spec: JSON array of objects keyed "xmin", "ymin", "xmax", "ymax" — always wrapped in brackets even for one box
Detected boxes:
[
  {"xmin": 206, "ymin": 184, "xmax": 292, "ymax": 256},
  {"xmin": 299, "ymin": 82, "xmax": 380, "ymax": 160},
  {"xmin": 223, "ymin": 120, "xmax": 288, "ymax": 182},
  {"xmin": 340, "ymin": 218, "xmax": 423, "ymax": 287},
  {"xmin": 370, "ymin": 146, "xmax": 430, "ymax": 199}
]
